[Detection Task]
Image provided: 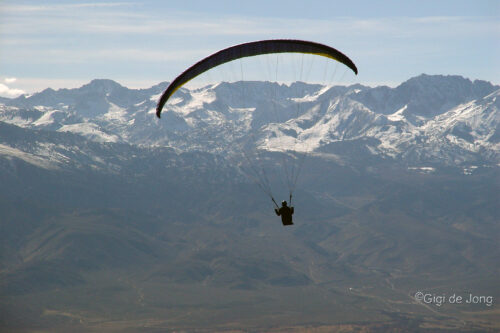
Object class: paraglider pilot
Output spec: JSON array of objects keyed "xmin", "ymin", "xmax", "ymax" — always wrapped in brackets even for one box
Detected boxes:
[{"xmin": 275, "ymin": 200, "xmax": 294, "ymax": 226}]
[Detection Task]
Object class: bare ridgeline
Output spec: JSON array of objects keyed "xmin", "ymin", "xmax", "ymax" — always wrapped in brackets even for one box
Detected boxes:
[{"xmin": 0, "ymin": 74, "xmax": 499, "ymax": 331}]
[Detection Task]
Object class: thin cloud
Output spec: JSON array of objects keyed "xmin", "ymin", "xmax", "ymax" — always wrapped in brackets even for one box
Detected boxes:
[
  {"xmin": 3, "ymin": 2, "xmax": 497, "ymax": 38},
  {"xmin": 1, "ymin": 47, "xmax": 214, "ymax": 64},
  {"xmin": 1, "ymin": 2, "xmax": 498, "ymax": 90},
  {"xmin": 2, "ymin": 2, "xmax": 135, "ymax": 13},
  {"xmin": 0, "ymin": 83, "xmax": 25, "ymax": 98}
]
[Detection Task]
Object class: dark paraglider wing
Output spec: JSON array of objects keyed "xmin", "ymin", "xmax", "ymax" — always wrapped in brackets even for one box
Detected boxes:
[{"xmin": 156, "ymin": 39, "xmax": 358, "ymax": 118}]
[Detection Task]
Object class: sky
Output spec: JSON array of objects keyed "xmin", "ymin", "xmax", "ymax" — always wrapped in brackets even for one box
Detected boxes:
[{"xmin": 0, "ymin": 0, "xmax": 499, "ymax": 97}]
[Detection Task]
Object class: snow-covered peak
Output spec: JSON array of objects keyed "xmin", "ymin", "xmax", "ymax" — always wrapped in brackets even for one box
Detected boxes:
[
  {"xmin": 351, "ymin": 74, "xmax": 497, "ymax": 118},
  {"xmin": 81, "ymin": 79, "xmax": 125, "ymax": 94}
]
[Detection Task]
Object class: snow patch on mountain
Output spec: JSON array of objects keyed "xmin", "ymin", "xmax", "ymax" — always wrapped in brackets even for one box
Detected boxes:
[
  {"xmin": 58, "ymin": 123, "xmax": 120, "ymax": 143},
  {"xmin": 291, "ymin": 85, "xmax": 330, "ymax": 103},
  {"xmin": 0, "ymin": 143, "xmax": 59, "ymax": 169},
  {"xmin": 32, "ymin": 110, "xmax": 60, "ymax": 127},
  {"xmin": 387, "ymin": 105, "xmax": 407, "ymax": 122},
  {"xmin": 100, "ymin": 102, "xmax": 127, "ymax": 123}
]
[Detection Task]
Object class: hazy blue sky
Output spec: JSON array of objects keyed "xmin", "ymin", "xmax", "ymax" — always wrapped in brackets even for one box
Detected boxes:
[{"xmin": 0, "ymin": 0, "xmax": 498, "ymax": 97}]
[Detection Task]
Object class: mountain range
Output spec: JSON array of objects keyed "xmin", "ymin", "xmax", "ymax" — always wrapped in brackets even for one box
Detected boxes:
[
  {"xmin": 1, "ymin": 74, "xmax": 499, "ymax": 332},
  {"xmin": 1, "ymin": 74, "xmax": 498, "ymax": 169}
]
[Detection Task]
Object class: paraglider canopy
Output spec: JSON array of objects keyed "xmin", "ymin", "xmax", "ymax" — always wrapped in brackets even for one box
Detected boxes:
[
  {"xmin": 154, "ymin": 39, "xmax": 358, "ymax": 220},
  {"xmin": 156, "ymin": 39, "xmax": 358, "ymax": 118}
]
